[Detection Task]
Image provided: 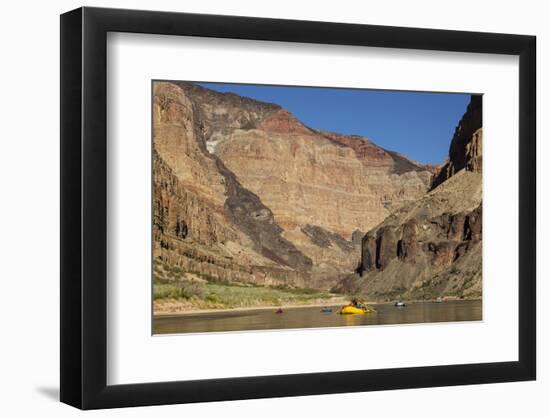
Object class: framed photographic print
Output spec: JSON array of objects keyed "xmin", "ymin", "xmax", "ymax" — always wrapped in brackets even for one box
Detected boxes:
[{"xmin": 60, "ymin": 6, "xmax": 536, "ymax": 409}]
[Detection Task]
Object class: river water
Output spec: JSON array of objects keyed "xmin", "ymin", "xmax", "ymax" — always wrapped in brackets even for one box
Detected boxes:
[{"xmin": 153, "ymin": 299, "xmax": 481, "ymax": 335}]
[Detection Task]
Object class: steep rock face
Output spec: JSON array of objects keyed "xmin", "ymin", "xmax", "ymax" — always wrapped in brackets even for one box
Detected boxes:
[
  {"xmin": 215, "ymin": 117, "xmax": 375, "ymax": 238},
  {"xmin": 338, "ymin": 95, "xmax": 483, "ymax": 300},
  {"xmin": 317, "ymin": 130, "xmax": 437, "ymax": 214},
  {"xmin": 153, "ymin": 81, "xmax": 476, "ymax": 294},
  {"xmin": 335, "ymin": 171, "xmax": 482, "ymax": 300},
  {"xmin": 164, "ymin": 81, "xmax": 436, "ymax": 282},
  {"xmin": 210, "ymin": 103, "xmax": 435, "ymax": 279},
  {"xmin": 431, "ymin": 95, "xmax": 482, "ymax": 189},
  {"xmin": 211, "ymin": 102, "xmax": 435, "ymax": 240},
  {"xmin": 396, "ymin": 219, "xmax": 419, "ymax": 261},
  {"xmin": 153, "ymin": 82, "xmax": 312, "ymax": 287}
]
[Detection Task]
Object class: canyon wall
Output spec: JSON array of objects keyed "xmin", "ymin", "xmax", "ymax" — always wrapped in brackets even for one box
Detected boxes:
[
  {"xmin": 153, "ymin": 82, "xmax": 312, "ymax": 288},
  {"xmin": 431, "ymin": 95, "xmax": 482, "ymax": 189},
  {"xmin": 336, "ymin": 95, "xmax": 483, "ymax": 300},
  {"xmin": 153, "ymin": 81, "xmax": 437, "ymax": 290}
]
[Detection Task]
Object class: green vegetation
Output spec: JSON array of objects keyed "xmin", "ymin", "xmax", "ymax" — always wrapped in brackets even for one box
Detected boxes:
[
  {"xmin": 153, "ymin": 260, "xmax": 334, "ymax": 310},
  {"xmin": 153, "ymin": 280, "xmax": 207, "ymax": 300},
  {"xmin": 154, "ymin": 281, "xmax": 332, "ymax": 309}
]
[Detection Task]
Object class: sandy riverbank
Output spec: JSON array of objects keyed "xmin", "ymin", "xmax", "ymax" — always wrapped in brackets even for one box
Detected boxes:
[
  {"xmin": 153, "ymin": 296, "xmax": 353, "ymax": 317},
  {"xmin": 153, "ymin": 296, "xmax": 481, "ymax": 317}
]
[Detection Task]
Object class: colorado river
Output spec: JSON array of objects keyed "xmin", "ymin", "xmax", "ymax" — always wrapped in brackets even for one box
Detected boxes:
[{"xmin": 153, "ymin": 299, "xmax": 481, "ymax": 334}]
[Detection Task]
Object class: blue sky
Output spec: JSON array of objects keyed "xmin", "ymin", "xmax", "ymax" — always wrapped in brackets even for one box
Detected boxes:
[{"xmin": 198, "ymin": 82, "xmax": 471, "ymax": 165}]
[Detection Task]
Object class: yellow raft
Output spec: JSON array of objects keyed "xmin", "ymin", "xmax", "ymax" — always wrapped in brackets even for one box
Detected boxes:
[{"xmin": 339, "ymin": 305, "xmax": 375, "ymax": 315}]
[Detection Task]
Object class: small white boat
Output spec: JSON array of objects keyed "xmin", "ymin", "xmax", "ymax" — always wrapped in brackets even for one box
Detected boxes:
[{"xmin": 394, "ymin": 301, "xmax": 406, "ymax": 307}]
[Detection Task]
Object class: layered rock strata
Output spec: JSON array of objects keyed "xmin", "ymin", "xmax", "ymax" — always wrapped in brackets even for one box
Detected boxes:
[
  {"xmin": 153, "ymin": 81, "xmax": 438, "ymax": 290},
  {"xmin": 335, "ymin": 95, "xmax": 483, "ymax": 300}
]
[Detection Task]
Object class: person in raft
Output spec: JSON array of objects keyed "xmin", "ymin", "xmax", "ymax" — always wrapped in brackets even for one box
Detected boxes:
[{"xmin": 349, "ymin": 298, "xmax": 367, "ymax": 310}]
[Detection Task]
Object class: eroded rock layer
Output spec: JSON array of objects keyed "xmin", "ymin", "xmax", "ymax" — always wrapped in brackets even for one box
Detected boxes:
[
  {"xmin": 336, "ymin": 96, "xmax": 483, "ymax": 300},
  {"xmin": 153, "ymin": 81, "xmax": 438, "ymax": 290},
  {"xmin": 153, "ymin": 82, "xmax": 312, "ymax": 288},
  {"xmin": 431, "ymin": 95, "xmax": 482, "ymax": 189}
]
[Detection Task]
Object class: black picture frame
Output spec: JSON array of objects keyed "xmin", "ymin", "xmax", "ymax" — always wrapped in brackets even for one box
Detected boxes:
[{"xmin": 60, "ymin": 6, "xmax": 536, "ymax": 410}]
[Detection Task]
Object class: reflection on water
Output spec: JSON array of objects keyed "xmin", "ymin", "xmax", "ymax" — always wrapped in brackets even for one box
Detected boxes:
[{"xmin": 153, "ymin": 299, "xmax": 482, "ymax": 335}]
